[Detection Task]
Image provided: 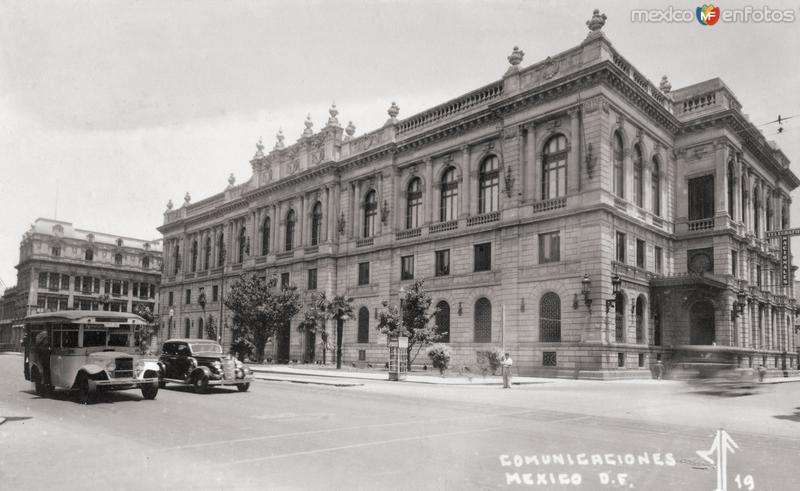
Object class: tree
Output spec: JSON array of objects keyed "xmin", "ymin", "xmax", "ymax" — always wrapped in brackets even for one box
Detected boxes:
[
  {"xmin": 325, "ymin": 294, "xmax": 354, "ymax": 369},
  {"xmin": 376, "ymin": 279, "xmax": 440, "ymax": 370},
  {"xmin": 297, "ymin": 292, "xmax": 331, "ymax": 364},
  {"xmin": 224, "ymin": 274, "xmax": 301, "ymax": 363}
]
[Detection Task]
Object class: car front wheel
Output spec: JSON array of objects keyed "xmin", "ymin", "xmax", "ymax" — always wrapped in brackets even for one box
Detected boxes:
[
  {"xmin": 236, "ymin": 383, "xmax": 250, "ymax": 392},
  {"xmin": 193, "ymin": 374, "xmax": 209, "ymax": 394}
]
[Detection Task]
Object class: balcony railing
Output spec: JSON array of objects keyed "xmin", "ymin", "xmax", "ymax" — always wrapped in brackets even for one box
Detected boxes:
[
  {"xmin": 466, "ymin": 211, "xmax": 500, "ymax": 227},
  {"xmin": 429, "ymin": 220, "xmax": 458, "ymax": 234},
  {"xmin": 356, "ymin": 237, "xmax": 374, "ymax": 248},
  {"xmin": 532, "ymin": 197, "xmax": 566, "ymax": 214},
  {"xmin": 396, "ymin": 228, "xmax": 422, "ymax": 241},
  {"xmin": 304, "ymin": 245, "xmax": 319, "ymax": 255},
  {"xmin": 688, "ymin": 218, "xmax": 714, "ymax": 231},
  {"xmin": 275, "ymin": 251, "xmax": 294, "ymax": 260}
]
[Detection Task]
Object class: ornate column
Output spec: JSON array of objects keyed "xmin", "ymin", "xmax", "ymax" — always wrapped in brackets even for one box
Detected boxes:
[
  {"xmin": 298, "ymin": 194, "xmax": 305, "ymax": 247},
  {"xmin": 523, "ymin": 124, "xmax": 535, "ymax": 202},
  {"xmin": 323, "ymin": 186, "xmax": 330, "ymax": 242},
  {"xmin": 732, "ymin": 151, "xmax": 742, "ymax": 223},
  {"xmin": 713, "ymin": 140, "xmax": 727, "ymax": 218},
  {"xmin": 460, "ymin": 146, "xmax": 471, "ymax": 217},
  {"xmin": 377, "ymin": 173, "xmax": 385, "ymax": 234},
  {"xmin": 424, "ymin": 158, "xmax": 434, "ymax": 225},
  {"xmin": 271, "ymin": 204, "xmax": 278, "ymax": 253},
  {"xmin": 568, "ymin": 108, "xmax": 580, "ymax": 194}
]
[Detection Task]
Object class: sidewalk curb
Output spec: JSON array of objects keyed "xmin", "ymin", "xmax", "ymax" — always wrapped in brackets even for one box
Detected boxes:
[
  {"xmin": 254, "ymin": 375, "xmax": 363, "ymax": 387},
  {"xmin": 250, "ymin": 367, "xmax": 546, "ymax": 386}
]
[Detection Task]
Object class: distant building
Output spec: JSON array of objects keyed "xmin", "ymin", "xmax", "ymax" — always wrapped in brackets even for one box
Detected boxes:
[
  {"xmin": 158, "ymin": 11, "xmax": 798, "ymax": 376},
  {"xmin": 0, "ymin": 218, "xmax": 163, "ymax": 350}
]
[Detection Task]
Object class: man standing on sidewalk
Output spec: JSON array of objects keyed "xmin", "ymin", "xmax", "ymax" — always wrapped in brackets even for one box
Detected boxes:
[{"xmin": 501, "ymin": 352, "xmax": 513, "ymax": 389}]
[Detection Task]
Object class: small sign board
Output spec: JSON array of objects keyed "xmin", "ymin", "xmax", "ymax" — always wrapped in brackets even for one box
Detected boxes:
[
  {"xmin": 781, "ymin": 236, "xmax": 791, "ymax": 286},
  {"xmin": 766, "ymin": 227, "xmax": 800, "ymax": 238},
  {"xmin": 397, "ymin": 336, "xmax": 408, "ymax": 348}
]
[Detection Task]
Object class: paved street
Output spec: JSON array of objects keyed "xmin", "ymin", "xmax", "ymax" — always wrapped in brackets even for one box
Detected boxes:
[{"xmin": 1, "ymin": 353, "xmax": 799, "ymax": 490}]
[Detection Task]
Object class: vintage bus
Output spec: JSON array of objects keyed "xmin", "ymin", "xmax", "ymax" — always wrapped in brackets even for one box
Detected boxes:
[{"xmin": 23, "ymin": 310, "xmax": 162, "ymax": 403}]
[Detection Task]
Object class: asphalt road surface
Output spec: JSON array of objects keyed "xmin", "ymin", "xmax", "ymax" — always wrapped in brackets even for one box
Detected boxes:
[{"xmin": 2, "ymin": 354, "xmax": 799, "ymax": 490}]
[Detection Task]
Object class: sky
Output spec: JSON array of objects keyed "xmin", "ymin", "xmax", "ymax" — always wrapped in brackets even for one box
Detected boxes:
[{"xmin": 1, "ymin": 0, "xmax": 799, "ymax": 290}]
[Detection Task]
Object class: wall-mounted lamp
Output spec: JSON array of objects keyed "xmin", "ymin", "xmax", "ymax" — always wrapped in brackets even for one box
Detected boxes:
[
  {"xmin": 581, "ymin": 273, "xmax": 592, "ymax": 310},
  {"xmin": 733, "ymin": 289, "xmax": 747, "ymax": 318},
  {"xmin": 605, "ymin": 274, "xmax": 622, "ymax": 313},
  {"xmin": 458, "ymin": 302, "xmax": 463, "ymax": 316}
]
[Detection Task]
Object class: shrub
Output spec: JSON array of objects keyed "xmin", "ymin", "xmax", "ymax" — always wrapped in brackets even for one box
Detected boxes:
[
  {"xmin": 427, "ymin": 344, "xmax": 453, "ymax": 375},
  {"xmin": 477, "ymin": 347, "xmax": 504, "ymax": 375}
]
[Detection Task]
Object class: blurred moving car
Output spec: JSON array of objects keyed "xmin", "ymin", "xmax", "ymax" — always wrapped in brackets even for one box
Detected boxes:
[
  {"xmin": 158, "ymin": 339, "xmax": 254, "ymax": 393},
  {"xmin": 668, "ymin": 345, "xmax": 760, "ymax": 396}
]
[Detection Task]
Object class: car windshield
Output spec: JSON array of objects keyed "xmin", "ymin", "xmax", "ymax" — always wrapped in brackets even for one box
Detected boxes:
[
  {"xmin": 108, "ymin": 331, "xmax": 130, "ymax": 347},
  {"xmin": 190, "ymin": 343, "xmax": 222, "ymax": 354}
]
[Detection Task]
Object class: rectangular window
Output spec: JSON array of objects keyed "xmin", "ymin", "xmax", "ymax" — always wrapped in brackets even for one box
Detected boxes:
[
  {"xmin": 307, "ymin": 268, "xmax": 317, "ymax": 290},
  {"xmin": 60, "ymin": 274, "xmax": 69, "ymax": 290},
  {"xmin": 688, "ymin": 175, "xmax": 715, "ymax": 220},
  {"xmin": 543, "ymin": 352, "xmax": 557, "ymax": 367},
  {"xmin": 538, "ymin": 232, "xmax": 560, "ymax": 264},
  {"xmin": 401, "ymin": 255, "xmax": 415, "ymax": 280},
  {"xmin": 122, "ymin": 281, "xmax": 128, "ymax": 296},
  {"xmin": 636, "ymin": 239, "xmax": 645, "ymax": 268},
  {"xmin": 655, "ymin": 246, "xmax": 663, "ymax": 274},
  {"xmin": 756, "ymin": 265, "xmax": 762, "ymax": 287},
  {"xmin": 281, "ymin": 272, "xmax": 290, "ymax": 288},
  {"xmin": 185, "ymin": 289, "xmax": 191, "ymax": 305},
  {"xmin": 618, "ymin": 353, "xmax": 625, "ymax": 368},
  {"xmin": 212, "ymin": 285, "xmax": 219, "ymax": 302},
  {"xmin": 638, "ymin": 353, "xmax": 645, "ymax": 368},
  {"xmin": 48, "ymin": 273, "xmax": 59, "ymax": 290},
  {"xmin": 731, "ymin": 250, "xmax": 738, "ymax": 277},
  {"xmin": 132, "ymin": 282, "xmax": 139, "ymax": 297},
  {"xmin": 38, "ymin": 272, "xmax": 47, "ymax": 288},
  {"xmin": 616, "ymin": 232, "xmax": 626, "ymax": 263},
  {"xmin": 474, "ymin": 243, "xmax": 491, "ymax": 272},
  {"xmin": 168, "ymin": 291, "xmax": 174, "ymax": 307},
  {"xmin": 358, "ymin": 262, "xmax": 370, "ymax": 286},
  {"xmin": 435, "ymin": 250, "xmax": 450, "ymax": 277},
  {"xmin": 51, "ymin": 247, "xmax": 60, "ymax": 257},
  {"xmin": 358, "ymin": 349, "xmax": 366, "ymax": 361}
]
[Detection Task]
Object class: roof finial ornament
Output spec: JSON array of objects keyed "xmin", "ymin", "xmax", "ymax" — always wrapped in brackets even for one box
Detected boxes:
[
  {"xmin": 275, "ymin": 128, "xmax": 285, "ymax": 150},
  {"xmin": 387, "ymin": 101, "xmax": 400, "ymax": 119},
  {"xmin": 659, "ymin": 75, "xmax": 672, "ymax": 94},
  {"xmin": 228, "ymin": 173, "xmax": 236, "ymax": 187},
  {"xmin": 166, "ymin": 199, "xmax": 173, "ymax": 210},
  {"xmin": 183, "ymin": 192, "xmax": 191, "ymax": 206},
  {"xmin": 303, "ymin": 114, "xmax": 314, "ymax": 137},
  {"xmin": 327, "ymin": 103, "xmax": 340, "ymax": 127},
  {"xmin": 253, "ymin": 137, "xmax": 265, "ymax": 159},
  {"xmin": 507, "ymin": 46, "xmax": 524, "ymax": 67},
  {"xmin": 345, "ymin": 121, "xmax": 356, "ymax": 141},
  {"xmin": 586, "ymin": 9, "xmax": 607, "ymax": 34}
]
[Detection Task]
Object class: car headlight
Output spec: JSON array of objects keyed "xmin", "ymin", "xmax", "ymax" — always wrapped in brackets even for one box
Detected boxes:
[
  {"xmin": 234, "ymin": 359, "xmax": 243, "ymax": 369},
  {"xmin": 105, "ymin": 360, "xmax": 116, "ymax": 371},
  {"xmin": 212, "ymin": 361, "xmax": 222, "ymax": 371},
  {"xmin": 135, "ymin": 360, "xmax": 145, "ymax": 371}
]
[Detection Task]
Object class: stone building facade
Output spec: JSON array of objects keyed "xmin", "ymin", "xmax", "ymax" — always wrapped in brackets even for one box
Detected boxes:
[
  {"xmin": 158, "ymin": 11, "xmax": 799, "ymax": 377},
  {"xmin": 0, "ymin": 218, "xmax": 163, "ymax": 349}
]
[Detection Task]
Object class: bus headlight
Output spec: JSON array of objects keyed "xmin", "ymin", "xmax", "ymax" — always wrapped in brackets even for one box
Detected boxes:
[
  {"xmin": 105, "ymin": 360, "xmax": 116, "ymax": 371},
  {"xmin": 135, "ymin": 360, "xmax": 145, "ymax": 376}
]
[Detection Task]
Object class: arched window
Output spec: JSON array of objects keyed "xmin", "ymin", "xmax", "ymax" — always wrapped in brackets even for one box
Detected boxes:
[
  {"xmin": 615, "ymin": 293, "xmax": 625, "ymax": 342},
  {"xmin": 542, "ymin": 135, "xmax": 567, "ymax": 200},
  {"xmin": 204, "ymin": 237, "xmax": 211, "ymax": 269},
  {"xmin": 766, "ymin": 194, "xmax": 773, "ymax": 232},
  {"xmin": 184, "ymin": 318, "xmax": 191, "ymax": 338},
  {"xmin": 261, "ymin": 217, "xmax": 271, "ymax": 255},
  {"xmin": 191, "ymin": 240, "xmax": 198, "ymax": 272},
  {"xmin": 363, "ymin": 190, "xmax": 377, "ymax": 237},
  {"xmin": 285, "ymin": 210, "xmax": 296, "ymax": 251},
  {"xmin": 651, "ymin": 156, "xmax": 662, "ymax": 217},
  {"xmin": 435, "ymin": 301, "xmax": 450, "ymax": 343},
  {"xmin": 217, "ymin": 233, "xmax": 225, "ymax": 266},
  {"xmin": 85, "ymin": 249, "xmax": 94, "ymax": 261},
  {"xmin": 357, "ymin": 306, "xmax": 369, "ymax": 343},
  {"xmin": 474, "ymin": 297, "xmax": 492, "ymax": 342},
  {"xmin": 633, "ymin": 144, "xmax": 643, "ymax": 207},
  {"xmin": 440, "ymin": 167, "xmax": 458, "ymax": 222},
  {"xmin": 635, "ymin": 297, "xmax": 644, "ymax": 343},
  {"xmin": 406, "ymin": 178, "xmax": 422, "ymax": 229},
  {"xmin": 142, "ymin": 256, "xmax": 149, "ymax": 269},
  {"xmin": 238, "ymin": 227, "xmax": 247, "ymax": 262},
  {"xmin": 613, "ymin": 132, "xmax": 624, "ymax": 198},
  {"xmin": 311, "ymin": 202, "xmax": 323, "ymax": 246},
  {"xmin": 198, "ymin": 317, "xmax": 204, "ymax": 339},
  {"xmin": 539, "ymin": 293, "xmax": 561, "ymax": 342},
  {"xmin": 753, "ymin": 187, "xmax": 761, "ymax": 237},
  {"xmin": 741, "ymin": 178, "xmax": 748, "ymax": 226},
  {"xmin": 115, "ymin": 253, "xmax": 123, "ymax": 266},
  {"xmin": 727, "ymin": 161, "xmax": 735, "ymax": 221},
  {"xmin": 478, "ymin": 156, "xmax": 500, "ymax": 214}
]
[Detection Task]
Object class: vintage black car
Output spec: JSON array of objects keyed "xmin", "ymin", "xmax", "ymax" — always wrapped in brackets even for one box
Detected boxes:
[{"xmin": 158, "ymin": 339, "xmax": 254, "ymax": 393}]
